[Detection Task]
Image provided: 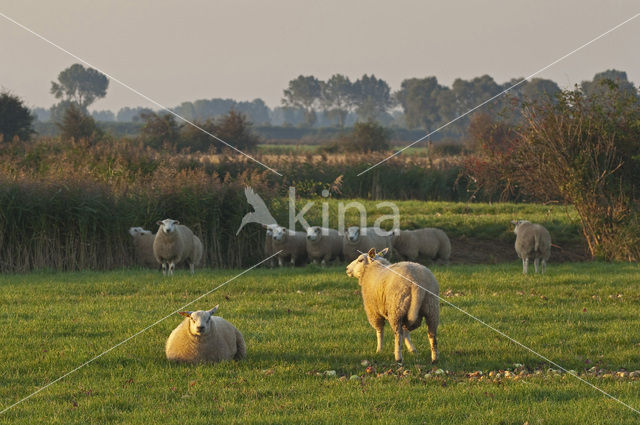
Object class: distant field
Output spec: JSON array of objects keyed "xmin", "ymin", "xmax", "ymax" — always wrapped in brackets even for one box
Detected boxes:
[
  {"xmin": 2, "ymin": 262, "xmax": 639, "ymax": 424},
  {"xmin": 256, "ymin": 144, "xmax": 431, "ymax": 156}
]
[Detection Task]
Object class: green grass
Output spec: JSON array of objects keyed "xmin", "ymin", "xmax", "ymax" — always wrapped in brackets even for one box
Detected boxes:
[
  {"xmin": 285, "ymin": 199, "xmax": 582, "ymax": 244},
  {"xmin": 1, "ymin": 262, "xmax": 640, "ymax": 424}
]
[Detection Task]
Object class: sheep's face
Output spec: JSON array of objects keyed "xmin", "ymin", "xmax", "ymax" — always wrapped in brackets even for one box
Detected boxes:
[
  {"xmin": 346, "ymin": 248, "xmax": 389, "ymax": 279},
  {"xmin": 306, "ymin": 226, "xmax": 322, "ymax": 242},
  {"xmin": 271, "ymin": 226, "xmax": 287, "ymax": 241},
  {"xmin": 158, "ymin": 219, "xmax": 180, "ymax": 234},
  {"xmin": 128, "ymin": 226, "xmax": 145, "ymax": 237},
  {"xmin": 511, "ymin": 220, "xmax": 530, "ymax": 234},
  {"xmin": 346, "ymin": 226, "xmax": 361, "ymax": 242},
  {"xmin": 180, "ymin": 306, "xmax": 219, "ymax": 337}
]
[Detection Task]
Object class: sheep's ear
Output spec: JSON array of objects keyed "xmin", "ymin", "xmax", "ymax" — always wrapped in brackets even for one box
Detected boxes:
[
  {"xmin": 510, "ymin": 220, "xmax": 518, "ymax": 225},
  {"xmin": 368, "ymin": 248, "xmax": 377, "ymax": 258},
  {"xmin": 174, "ymin": 220, "xmax": 180, "ymax": 225},
  {"xmin": 156, "ymin": 220, "xmax": 163, "ymax": 226},
  {"xmin": 378, "ymin": 247, "xmax": 389, "ymax": 257},
  {"xmin": 179, "ymin": 311, "xmax": 192, "ymax": 317},
  {"xmin": 208, "ymin": 305, "xmax": 219, "ymax": 315}
]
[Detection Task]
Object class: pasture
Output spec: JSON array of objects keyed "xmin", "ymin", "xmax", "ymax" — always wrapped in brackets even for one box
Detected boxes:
[{"xmin": 1, "ymin": 262, "xmax": 639, "ymax": 424}]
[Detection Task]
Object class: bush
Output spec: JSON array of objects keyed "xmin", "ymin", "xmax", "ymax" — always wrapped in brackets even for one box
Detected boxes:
[
  {"xmin": 56, "ymin": 103, "xmax": 101, "ymax": 142},
  {"xmin": 0, "ymin": 91, "xmax": 35, "ymax": 141}
]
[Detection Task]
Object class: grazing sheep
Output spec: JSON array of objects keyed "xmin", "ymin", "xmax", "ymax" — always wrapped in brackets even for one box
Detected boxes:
[
  {"xmin": 271, "ymin": 225, "xmax": 308, "ymax": 267},
  {"xmin": 511, "ymin": 220, "xmax": 551, "ymax": 274},
  {"xmin": 128, "ymin": 227, "xmax": 158, "ymax": 268},
  {"xmin": 392, "ymin": 228, "xmax": 451, "ymax": 264},
  {"xmin": 346, "ymin": 248, "xmax": 440, "ymax": 363},
  {"xmin": 342, "ymin": 226, "xmax": 394, "ymax": 262},
  {"xmin": 306, "ymin": 226, "xmax": 343, "ymax": 266},
  {"xmin": 165, "ymin": 305, "xmax": 246, "ymax": 363},
  {"xmin": 153, "ymin": 219, "xmax": 198, "ymax": 276}
]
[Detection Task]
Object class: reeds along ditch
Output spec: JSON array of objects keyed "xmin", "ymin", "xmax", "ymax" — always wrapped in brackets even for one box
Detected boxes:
[{"xmin": 0, "ymin": 138, "xmax": 481, "ymax": 271}]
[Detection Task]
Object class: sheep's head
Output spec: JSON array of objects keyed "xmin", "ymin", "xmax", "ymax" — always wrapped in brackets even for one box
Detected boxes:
[
  {"xmin": 346, "ymin": 226, "xmax": 361, "ymax": 242},
  {"xmin": 263, "ymin": 223, "xmax": 278, "ymax": 239},
  {"xmin": 346, "ymin": 247, "xmax": 389, "ymax": 279},
  {"xmin": 128, "ymin": 226, "xmax": 146, "ymax": 237},
  {"xmin": 157, "ymin": 219, "xmax": 180, "ymax": 234},
  {"xmin": 271, "ymin": 226, "xmax": 288, "ymax": 241},
  {"xmin": 179, "ymin": 306, "xmax": 219, "ymax": 337},
  {"xmin": 306, "ymin": 226, "xmax": 322, "ymax": 241},
  {"xmin": 510, "ymin": 220, "xmax": 530, "ymax": 234}
]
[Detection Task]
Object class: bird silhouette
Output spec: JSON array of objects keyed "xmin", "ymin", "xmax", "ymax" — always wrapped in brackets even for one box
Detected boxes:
[{"xmin": 236, "ymin": 187, "xmax": 278, "ymax": 235}]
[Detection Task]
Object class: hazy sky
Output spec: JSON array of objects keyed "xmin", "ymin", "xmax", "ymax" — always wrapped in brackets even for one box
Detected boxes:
[{"xmin": 1, "ymin": 0, "xmax": 638, "ymax": 112}]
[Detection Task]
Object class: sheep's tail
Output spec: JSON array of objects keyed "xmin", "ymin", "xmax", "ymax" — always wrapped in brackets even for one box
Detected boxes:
[
  {"xmin": 406, "ymin": 285, "xmax": 424, "ymax": 331},
  {"xmin": 234, "ymin": 330, "xmax": 247, "ymax": 360}
]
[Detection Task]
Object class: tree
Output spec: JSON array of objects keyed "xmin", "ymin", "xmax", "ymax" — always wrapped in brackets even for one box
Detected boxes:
[
  {"xmin": 139, "ymin": 112, "xmax": 180, "ymax": 149},
  {"xmin": 56, "ymin": 103, "xmax": 100, "ymax": 141},
  {"xmin": 396, "ymin": 77, "xmax": 448, "ymax": 130},
  {"xmin": 581, "ymin": 69, "xmax": 637, "ymax": 100},
  {"xmin": 282, "ymin": 75, "xmax": 322, "ymax": 127},
  {"xmin": 178, "ymin": 118, "xmax": 217, "ymax": 152},
  {"xmin": 351, "ymin": 74, "xmax": 393, "ymax": 122},
  {"xmin": 51, "ymin": 63, "xmax": 109, "ymax": 109},
  {"xmin": 213, "ymin": 110, "xmax": 260, "ymax": 152},
  {"xmin": 321, "ymin": 74, "xmax": 354, "ymax": 127},
  {"xmin": 343, "ymin": 121, "xmax": 389, "ymax": 152},
  {"xmin": 0, "ymin": 91, "xmax": 35, "ymax": 141}
]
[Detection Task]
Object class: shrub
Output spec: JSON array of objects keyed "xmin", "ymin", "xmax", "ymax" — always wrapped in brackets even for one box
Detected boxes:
[{"xmin": 0, "ymin": 91, "xmax": 35, "ymax": 141}]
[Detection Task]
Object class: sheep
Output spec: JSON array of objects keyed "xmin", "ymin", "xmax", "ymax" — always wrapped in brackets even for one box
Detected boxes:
[
  {"xmin": 305, "ymin": 226, "xmax": 343, "ymax": 266},
  {"xmin": 392, "ymin": 228, "xmax": 451, "ymax": 264},
  {"xmin": 511, "ymin": 220, "xmax": 551, "ymax": 274},
  {"xmin": 191, "ymin": 234, "xmax": 203, "ymax": 269},
  {"xmin": 165, "ymin": 305, "xmax": 246, "ymax": 363},
  {"xmin": 153, "ymin": 218, "xmax": 199, "ymax": 276},
  {"xmin": 271, "ymin": 225, "xmax": 308, "ymax": 267},
  {"xmin": 342, "ymin": 226, "xmax": 394, "ymax": 262},
  {"xmin": 128, "ymin": 226, "xmax": 158, "ymax": 268},
  {"xmin": 346, "ymin": 247, "xmax": 439, "ymax": 363}
]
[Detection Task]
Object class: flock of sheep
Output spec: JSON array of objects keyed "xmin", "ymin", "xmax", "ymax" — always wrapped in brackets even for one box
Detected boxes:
[{"xmin": 128, "ymin": 218, "xmax": 551, "ymax": 365}]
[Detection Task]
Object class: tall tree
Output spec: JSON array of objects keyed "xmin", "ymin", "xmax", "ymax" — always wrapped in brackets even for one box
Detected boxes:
[
  {"xmin": 321, "ymin": 74, "xmax": 354, "ymax": 127},
  {"xmin": 352, "ymin": 74, "xmax": 393, "ymax": 122},
  {"xmin": 50, "ymin": 63, "xmax": 109, "ymax": 109},
  {"xmin": 0, "ymin": 91, "xmax": 35, "ymax": 141},
  {"xmin": 581, "ymin": 69, "xmax": 638, "ymax": 99},
  {"xmin": 282, "ymin": 75, "xmax": 322, "ymax": 127},
  {"xmin": 396, "ymin": 77, "xmax": 448, "ymax": 130}
]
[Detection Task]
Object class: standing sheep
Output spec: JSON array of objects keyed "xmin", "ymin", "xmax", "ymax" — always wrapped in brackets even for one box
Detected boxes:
[
  {"xmin": 271, "ymin": 225, "xmax": 308, "ymax": 267},
  {"xmin": 346, "ymin": 248, "xmax": 440, "ymax": 363},
  {"xmin": 191, "ymin": 234, "xmax": 203, "ymax": 269},
  {"xmin": 153, "ymin": 218, "xmax": 199, "ymax": 276},
  {"xmin": 392, "ymin": 228, "xmax": 451, "ymax": 264},
  {"xmin": 263, "ymin": 224, "xmax": 278, "ymax": 268},
  {"xmin": 165, "ymin": 305, "xmax": 246, "ymax": 363},
  {"xmin": 306, "ymin": 226, "xmax": 343, "ymax": 266},
  {"xmin": 128, "ymin": 227, "xmax": 158, "ymax": 268},
  {"xmin": 342, "ymin": 226, "xmax": 394, "ymax": 262},
  {"xmin": 511, "ymin": 220, "xmax": 551, "ymax": 274}
]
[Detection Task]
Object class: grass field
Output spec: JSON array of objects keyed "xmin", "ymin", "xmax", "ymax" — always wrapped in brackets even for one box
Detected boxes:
[{"xmin": 2, "ymin": 262, "xmax": 640, "ymax": 424}]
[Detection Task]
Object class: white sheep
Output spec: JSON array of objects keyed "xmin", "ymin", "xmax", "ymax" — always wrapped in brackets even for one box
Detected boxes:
[
  {"xmin": 153, "ymin": 218, "xmax": 199, "ymax": 276},
  {"xmin": 128, "ymin": 226, "xmax": 158, "ymax": 268},
  {"xmin": 342, "ymin": 226, "xmax": 394, "ymax": 262},
  {"xmin": 305, "ymin": 226, "xmax": 343, "ymax": 266},
  {"xmin": 191, "ymin": 234, "xmax": 203, "ymax": 269},
  {"xmin": 346, "ymin": 248, "xmax": 439, "ymax": 363},
  {"xmin": 271, "ymin": 225, "xmax": 308, "ymax": 267},
  {"xmin": 392, "ymin": 228, "xmax": 451, "ymax": 264},
  {"xmin": 263, "ymin": 224, "xmax": 278, "ymax": 268},
  {"xmin": 511, "ymin": 220, "xmax": 551, "ymax": 274},
  {"xmin": 165, "ymin": 305, "xmax": 246, "ymax": 363}
]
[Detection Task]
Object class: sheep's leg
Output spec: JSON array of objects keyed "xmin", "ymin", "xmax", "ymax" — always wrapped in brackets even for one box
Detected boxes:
[
  {"xmin": 278, "ymin": 257, "xmax": 284, "ymax": 267},
  {"xmin": 522, "ymin": 258, "xmax": 528, "ymax": 274},
  {"xmin": 370, "ymin": 317, "xmax": 385, "ymax": 353},
  {"xmin": 320, "ymin": 257, "xmax": 327, "ymax": 267},
  {"xmin": 403, "ymin": 329, "xmax": 416, "ymax": 354},
  {"xmin": 290, "ymin": 256, "xmax": 296, "ymax": 267},
  {"xmin": 392, "ymin": 323, "xmax": 403, "ymax": 363},
  {"xmin": 534, "ymin": 258, "xmax": 540, "ymax": 273},
  {"xmin": 161, "ymin": 263, "xmax": 167, "ymax": 276},
  {"xmin": 376, "ymin": 328, "xmax": 384, "ymax": 353},
  {"xmin": 189, "ymin": 261, "xmax": 195, "ymax": 274},
  {"xmin": 168, "ymin": 261, "xmax": 176, "ymax": 276},
  {"xmin": 541, "ymin": 259, "xmax": 546, "ymax": 274},
  {"xmin": 426, "ymin": 314, "xmax": 439, "ymax": 363}
]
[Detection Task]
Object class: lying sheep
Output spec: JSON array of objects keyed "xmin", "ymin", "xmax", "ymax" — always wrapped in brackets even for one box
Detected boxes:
[
  {"xmin": 271, "ymin": 225, "xmax": 308, "ymax": 267},
  {"xmin": 511, "ymin": 220, "xmax": 551, "ymax": 274},
  {"xmin": 306, "ymin": 226, "xmax": 343, "ymax": 266},
  {"xmin": 342, "ymin": 226, "xmax": 394, "ymax": 262},
  {"xmin": 165, "ymin": 305, "xmax": 246, "ymax": 363},
  {"xmin": 392, "ymin": 228, "xmax": 451, "ymax": 264},
  {"xmin": 128, "ymin": 226, "xmax": 158, "ymax": 268},
  {"xmin": 153, "ymin": 219, "xmax": 199, "ymax": 276},
  {"xmin": 346, "ymin": 248, "xmax": 439, "ymax": 363}
]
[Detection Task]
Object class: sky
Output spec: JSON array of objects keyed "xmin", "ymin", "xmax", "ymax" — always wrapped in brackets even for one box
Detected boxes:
[{"xmin": 1, "ymin": 0, "xmax": 639, "ymax": 113}]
